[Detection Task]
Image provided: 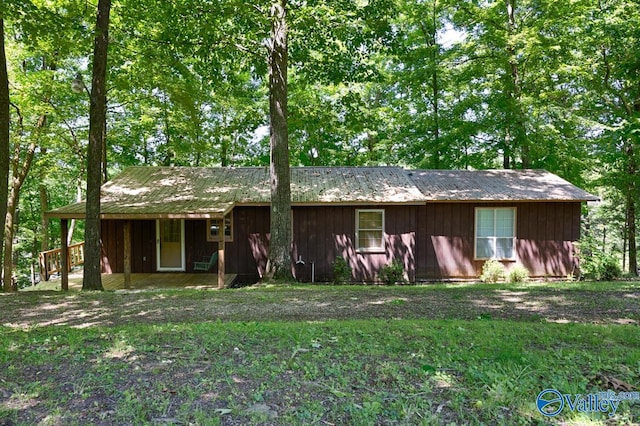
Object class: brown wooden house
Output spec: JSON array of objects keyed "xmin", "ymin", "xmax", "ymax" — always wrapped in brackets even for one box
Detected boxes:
[{"xmin": 46, "ymin": 166, "xmax": 597, "ymax": 286}]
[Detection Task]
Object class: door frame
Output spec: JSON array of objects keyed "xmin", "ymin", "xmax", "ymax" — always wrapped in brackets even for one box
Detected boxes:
[{"xmin": 156, "ymin": 219, "xmax": 186, "ymax": 271}]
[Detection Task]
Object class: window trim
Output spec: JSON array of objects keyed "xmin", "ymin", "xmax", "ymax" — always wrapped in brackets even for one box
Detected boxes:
[
  {"xmin": 206, "ymin": 215, "xmax": 233, "ymax": 243},
  {"xmin": 474, "ymin": 207, "xmax": 516, "ymax": 261},
  {"xmin": 356, "ymin": 209, "xmax": 385, "ymax": 253},
  {"xmin": 156, "ymin": 219, "xmax": 186, "ymax": 272}
]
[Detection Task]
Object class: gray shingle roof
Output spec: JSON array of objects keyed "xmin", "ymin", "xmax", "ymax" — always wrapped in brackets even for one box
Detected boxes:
[{"xmin": 46, "ymin": 167, "xmax": 597, "ymax": 219}]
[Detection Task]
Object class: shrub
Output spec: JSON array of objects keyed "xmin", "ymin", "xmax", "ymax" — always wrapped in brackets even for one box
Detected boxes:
[
  {"xmin": 378, "ymin": 261, "xmax": 406, "ymax": 285},
  {"xmin": 480, "ymin": 260, "xmax": 505, "ymax": 283},
  {"xmin": 599, "ymin": 255, "xmax": 622, "ymax": 281},
  {"xmin": 332, "ymin": 256, "xmax": 352, "ymax": 284},
  {"xmin": 507, "ymin": 265, "xmax": 529, "ymax": 283},
  {"xmin": 576, "ymin": 237, "xmax": 622, "ymax": 281}
]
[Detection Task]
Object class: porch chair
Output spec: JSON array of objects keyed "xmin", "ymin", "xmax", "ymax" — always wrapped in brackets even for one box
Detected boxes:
[{"xmin": 193, "ymin": 253, "xmax": 218, "ymax": 272}]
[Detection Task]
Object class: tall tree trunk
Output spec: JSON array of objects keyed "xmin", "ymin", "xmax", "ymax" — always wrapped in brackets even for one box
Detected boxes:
[
  {"xmin": 266, "ymin": 0, "xmax": 293, "ymax": 281},
  {"xmin": 630, "ymin": 96, "xmax": 640, "ymax": 276},
  {"xmin": 430, "ymin": 1, "xmax": 440, "ymax": 168},
  {"xmin": 102, "ymin": 129, "xmax": 108, "ymax": 183},
  {"xmin": 0, "ymin": 18, "xmax": 10, "ymax": 289},
  {"xmin": 505, "ymin": 0, "xmax": 529, "ymax": 168},
  {"xmin": 626, "ymin": 140, "xmax": 638, "ymax": 276},
  {"xmin": 503, "ymin": 134, "xmax": 511, "ymax": 169},
  {"xmin": 627, "ymin": 197, "xmax": 637, "ymax": 275},
  {"xmin": 3, "ymin": 139, "xmax": 37, "ymax": 291},
  {"xmin": 39, "ymin": 148, "xmax": 49, "ymax": 252},
  {"xmin": 221, "ymin": 113, "xmax": 229, "ymax": 167},
  {"xmin": 83, "ymin": 0, "xmax": 110, "ymax": 291}
]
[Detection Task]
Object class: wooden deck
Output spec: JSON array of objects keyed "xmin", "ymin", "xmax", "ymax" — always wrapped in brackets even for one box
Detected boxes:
[{"xmin": 30, "ymin": 271, "xmax": 237, "ymax": 291}]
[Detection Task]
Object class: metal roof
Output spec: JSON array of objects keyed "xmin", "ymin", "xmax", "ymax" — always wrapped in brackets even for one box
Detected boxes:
[
  {"xmin": 46, "ymin": 166, "xmax": 426, "ymax": 219},
  {"xmin": 407, "ymin": 169, "xmax": 599, "ymax": 202},
  {"xmin": 46, "ymin": 167, "xmax": 597, "ymax": 219}
]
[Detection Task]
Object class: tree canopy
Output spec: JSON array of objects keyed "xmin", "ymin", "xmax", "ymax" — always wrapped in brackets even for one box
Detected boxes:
[{"xmin": 1, "ymin": 0, "xmax": 639, "ymax": 286}]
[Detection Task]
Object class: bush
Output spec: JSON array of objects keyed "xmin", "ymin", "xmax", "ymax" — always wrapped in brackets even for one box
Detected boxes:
[
  {"xmin": 378, "ymin": 261, "xmax": 406, "ymax": 285},
  {"xmin": 576, "ymin": 237, "xmax": 622, "ymax": 281},
  {"xmin": 332, "ymin": 256, "xmax": 352, "ymax": 284},
  {"xmin": 507, "ymin": 265, "xmax": 529, "ymax": 283},
  {"xmin": 599, "ymin": 255, "xmax": 622, "ymax": 281},
  {"xmin": 480, "ymin": 260, "xmax": 505, "ymax": 283}
]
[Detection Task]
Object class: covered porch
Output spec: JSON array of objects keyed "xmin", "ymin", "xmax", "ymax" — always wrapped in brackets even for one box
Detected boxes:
[
  {"xmin": 47, "ymin": 217, "xmax": 231, "ymax": 291},
  {"xmin": 44, "ymin": 167, "xmax": 242, "ymax": 291}
]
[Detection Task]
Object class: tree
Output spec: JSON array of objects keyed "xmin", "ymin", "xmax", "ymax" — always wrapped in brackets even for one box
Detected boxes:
[
  {"xmin": 567, "ymin": 0, "xmax": 640, "ymax": 275},
  {"xmin": 266, "ymin": 0, "xmax": 293, "ymax": 281},
  {"xmin": 0, "ymin": 17, "xmax": 9, "ymax": 289},
  {"xmin": 445, "ymin": 0, "xmax": 588, "ymax": 172},
  {"xmin": 6, "ymin": 0, "xmax": 637, "ymax": 285},
  {"xmin": 3, "ymin": 116, "xmax": 38, "ymax": 291},
  {"xmin": 392, "ymin": 0, "xmax": 457, "ymax": 169},
  {"xmin": 0, "ymin": 1, "xmax": 95, "ymax": 288},
  {"xmin": 83, "ymin": 0, "xmax": 110, "ymax": 291}
]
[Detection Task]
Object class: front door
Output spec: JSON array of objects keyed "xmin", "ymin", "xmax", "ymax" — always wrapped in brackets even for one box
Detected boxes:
[{"xmin": 156, "ymin": 219, "xmax": 185, "ymax": 271}]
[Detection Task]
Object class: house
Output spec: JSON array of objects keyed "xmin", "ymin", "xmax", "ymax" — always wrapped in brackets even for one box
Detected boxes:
[{"xmin": 45, "ymin": 166, "xmax": 598, "ymax": 287}]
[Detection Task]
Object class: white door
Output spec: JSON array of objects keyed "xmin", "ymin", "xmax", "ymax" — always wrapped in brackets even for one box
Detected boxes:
[{"xmin": 156, "ymin": 219, "xmax": 185, "ymax": 271}]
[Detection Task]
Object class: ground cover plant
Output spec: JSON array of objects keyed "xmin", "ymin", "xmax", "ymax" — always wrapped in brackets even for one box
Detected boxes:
[{"xmin": 1, "ymin": 282, "xmax": 639, "ymax": 425}]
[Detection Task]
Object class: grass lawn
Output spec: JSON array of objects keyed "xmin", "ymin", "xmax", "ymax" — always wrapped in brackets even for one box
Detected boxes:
[{"xmin": 1, "ymin": 282, "xmax": 639, "ymax": 425}]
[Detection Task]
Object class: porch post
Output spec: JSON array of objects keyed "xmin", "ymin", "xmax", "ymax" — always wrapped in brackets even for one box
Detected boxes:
[
  {"xmin": 123, "ymin": 220, "xmax": 131, "ymax": 289},
  {"xmin": 218, "ymin": 217, "xmax": 225, "ymax": 289},
  {"xmin": 61, "ymin": 219, "xmax": 69, "ymax": 291}
]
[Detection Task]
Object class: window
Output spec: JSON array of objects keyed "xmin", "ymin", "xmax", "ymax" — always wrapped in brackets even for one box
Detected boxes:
[
  {"xmin": 475, "ymin": 207, "xmax": 516, "ymax": 260},
  {"xmin": 207, "ymin": 216, "xmax": 233, "ymax": 242},
  {"xmin": 356, "ymin": 209, "xmax": 385, "ymax": 253}
]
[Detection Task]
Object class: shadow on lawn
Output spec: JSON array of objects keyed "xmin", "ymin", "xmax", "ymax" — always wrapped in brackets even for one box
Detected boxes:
[{"xmin": 1, "ymin": 287, "xmax": 639, "ymax": 329}]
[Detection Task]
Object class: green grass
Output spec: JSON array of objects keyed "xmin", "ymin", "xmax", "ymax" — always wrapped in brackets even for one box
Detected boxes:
[{"xmin": 1, "ymin": 282, "xmax": 640, "ymax": 425}]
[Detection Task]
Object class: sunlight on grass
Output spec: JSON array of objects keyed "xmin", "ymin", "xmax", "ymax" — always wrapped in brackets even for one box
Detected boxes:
[
  {"xmin": 104, "ymin": 338, "xmax": 136, "ymax": 360},
  {"xmin": 2, "ymin": 393, "xmax": 39, "ymax": 411},
  {"xmin": 1, "ymin": 320, "xmax": 639, "ymax": 424},
  {"xmin": 432, "ymin": 371, "xmax": 459, "ymax": 389},
  {"xmin": 366, "ymin": 297, "xmax": 408, "ymax": 305},
  {"xmin": 1, "ymin": 283, "xmax": 639, "ymax": 424}
]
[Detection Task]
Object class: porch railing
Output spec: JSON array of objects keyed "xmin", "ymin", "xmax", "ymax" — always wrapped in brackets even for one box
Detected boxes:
[{"xmin": 39, "ymin": 242, "xmax": 85, "ymax": 281}]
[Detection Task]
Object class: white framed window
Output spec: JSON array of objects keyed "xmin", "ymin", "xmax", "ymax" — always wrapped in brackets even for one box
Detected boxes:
[
  {"xmin": 475, "ymin": 207, "xmax": 516, "ymax": 260},
  {"xmin": 207, "ymin": 216, "xmax": 233, "ymax": 242},
  {"xmin": 356, "ymin": 209, "xmax": 385, "ymax": 253}
]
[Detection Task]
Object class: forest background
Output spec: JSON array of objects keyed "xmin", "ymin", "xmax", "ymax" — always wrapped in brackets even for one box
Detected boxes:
[{"xmin": 1, "ymin": 0, "xmax": 639, "ymax": 287}]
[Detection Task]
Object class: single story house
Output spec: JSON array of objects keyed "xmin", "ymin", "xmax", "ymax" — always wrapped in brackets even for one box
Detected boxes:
[{"xmin": 45, "ymin": 166, "xmax": 598, "ymax": 286}]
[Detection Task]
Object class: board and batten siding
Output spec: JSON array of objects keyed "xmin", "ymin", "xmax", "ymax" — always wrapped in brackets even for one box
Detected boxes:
[
  {"xmin": 99, "ymin": 201, "xmax": 581, "ymax": 282},
  {"xmin": 99, "ymin": 207, "xmax": 271, "ymax": 282},
  {"xmin": 291, "ymin": 205, "xmax": 417, "ymax": 282},
  {"xmin": 415, "ymin": 201, "xmax": 582, "ymax": 279}
]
